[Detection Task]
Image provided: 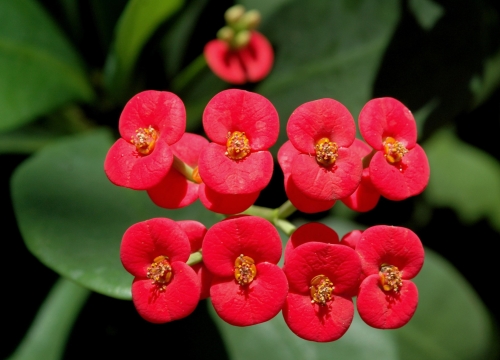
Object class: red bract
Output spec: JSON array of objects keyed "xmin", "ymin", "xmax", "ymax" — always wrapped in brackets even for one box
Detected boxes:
[
  {"xmin": 355, "ymin": 225, "xmax": 424, "ymax": 329},
  {"xmin": 198, "ymin": 89, "xmax": 279, "ymax": 195},
  {"xmin": 358, "ymin": 97, "xmax": 430, "ymax": 200},
  {"xmin": 284, "ymin": 222, "xmax": 340, "ymax": 262},
  {"xmin": 341, "ymin": 139, "xmax": 381, "ymax": 212},
  {"xmin": 202, "ymin": 215, "xmax": 288, "ymax": 326},
  {"xmin": 286, "ymin": 99, "xmax": 362, "ymax": 203},
  {"xmin": 198, "ymin": 183, "xmax": 260, "ymax": 215},
  {"xmin": 104, "ymin": 90, "xmax": 186, "ymax": 190},
  {"xmin": 120, "ymin": 218, "xmax": 200, "ymax": 323},
  {"xmin": 278, "ymin": 141, "xmax": 336, "ymax": 213},
  {"xmin": 204, "ymin": 31, "xmax": 273, "ymax": 84},
  {"xmin": 283, "ymin": 242, "xmax": 362, "ymax": 342},
  {"xmin": 147, "ymin": 133, "xmax": 208, "ymax": 209}
]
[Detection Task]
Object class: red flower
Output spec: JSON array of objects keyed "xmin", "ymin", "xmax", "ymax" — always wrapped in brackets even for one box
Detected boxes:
[
  {"xmin": 341, "ymin": 139, "xmax": 381, "ymax": 212},
  {"xmin": 283, "ymin": 242, "xmax": 362, "ymax": 342},
  {"xmin": 104, "ymin": 90, "xmax": 186, "ymax": 190},
  {"xmin": 204, "ymin": 30, "xmax": 273, "ymax": 84},
  {"xmin": 147, "ymin": 133, "xmax": 208, "ymax": 209},
  {"xmin": 286, "ymin": 99, "xmax": 363, "ymax": 203},
  {"xmin": 120, "ymin": 218, "xmax": 200, "ymax": 323},
  {"xmin": 202, "ymin": 215, "xmax": 288, "ymax": 326},
  {"xmin": 358, "ymin": 97, "xmax": 430, "ymax": 200},
  {"xmin": 198, "ymin": 89, "xmax": 279, "ymax": 196},
  {"xmin": 355, "ymin": 225, "xmax": 424, "ymax": 329},
  {"xmin": 278, "ymin": 141, "xmax": 336, "ymax": 213}
]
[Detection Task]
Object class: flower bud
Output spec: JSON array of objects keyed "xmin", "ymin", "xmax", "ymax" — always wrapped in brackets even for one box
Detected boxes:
[
  {"xmin": 224, "ymin": 5, "xmax": 245, "ymax": 25},
  {"xmin": 240, "ymin": 10, "xmax": 261, "ymax": 29},
  {"xmin": 233, "ymin": 30, "xmax": 251, "ymax": 49},
  {"xmin": 217, "ymin": 26, "xmax": 234, "ymax": 43}
]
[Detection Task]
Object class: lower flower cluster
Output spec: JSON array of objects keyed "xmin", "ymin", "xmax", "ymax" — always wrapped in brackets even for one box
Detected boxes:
[{"xmin": 120, "ymin": 216, "xmax": 424, "ymax": 341}]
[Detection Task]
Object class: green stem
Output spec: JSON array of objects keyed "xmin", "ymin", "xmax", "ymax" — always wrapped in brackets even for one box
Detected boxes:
[
  {"xmin": 274, "ymin": 218, "xmax": 297, "ymax": 236},
  {"xmin": 8, "ymin": 278, "xmax": 91, "ymax": 360},
  {"xmin": 277, "ymin": 200, "xmax": 297, "ymax": 219},
  {"xmin": 241, "ymin": 205, "xmax": 277, "ymax": 222},
  {"xmin": 172, "ymin": 155, "xmax": 196, "ymax": 182},
  {"xmin": 170, "ymin": 54, "xmax": 208, "ymax": 93},
  {"xmin": 187, "ymin": 251, "xmax": 203, "ymax": 266}
]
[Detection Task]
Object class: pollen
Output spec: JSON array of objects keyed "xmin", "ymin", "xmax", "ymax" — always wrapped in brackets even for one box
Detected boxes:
[
  {"xmin": 131, "ymin": 125, "xmax": 158, "ymax": 155},
  {"xmin": 383, "ymin": 137, "xmax": 408, "ymax": 164},
  {"xmin": 379, "ymin": 264, "xmax": 403, "ymax": 292},
  {"xmin": 310, "ymin": 274, "xmax": 334, "ymax": 306},
  {"xmin": 315, "ymin": 138, "xmax": 339, "ymax": 166},
  {"xmin": 192, "ymin": 166, "xmax": 203, "ymax": 184},
  {"xmin": 234, "ymin": 254, "xmax": 257, "ymax": 286},
  {"xmin": 225, "ymin": 131, "xmax": 251, "ymax": 160},
  {"xmin": 147, "ymin": 255, "xmax": 173, "ymax": 291}
]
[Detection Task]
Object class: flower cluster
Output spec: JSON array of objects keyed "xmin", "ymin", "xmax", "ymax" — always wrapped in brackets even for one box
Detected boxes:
[{"xmin": 105, "ymin": 26, "xmax": 429, "ymax": 340}]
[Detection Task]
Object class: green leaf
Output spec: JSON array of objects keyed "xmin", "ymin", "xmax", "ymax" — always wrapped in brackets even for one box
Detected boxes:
[
  {"xmin": 0, "ymin": 0, "xmax": 95, "ymax": 133},
  {"xmin": 11, "ymin": 130, "xmax": 220, "ymax": 300},
  {"xmin": 424, "ymin": 128, "xmax": 500, "ymax": 232},
  {"xmin": 104, "ymin": 0, "xmax": 184, "ymax": 100},
  {"xmin": 394, "ymin": 249, "xmax": 498, "ymax": 360},
  {"xmin": 256, "ymin": 0, "xmax": 400, "ymax": 150},
  {"xmin": 238, "ymin": 0, "xmax": 293, "ymax": 18},
  {"xmin": 408, "ymin": 0, "xmax": 444, "ymax": 30},
  {"xmin": 209, "ymin": 247, "xmax": 496, "ymax": 359},
  {"xmin": 7, "ymin": 278, "xmax": 90, "ymax": 360}
]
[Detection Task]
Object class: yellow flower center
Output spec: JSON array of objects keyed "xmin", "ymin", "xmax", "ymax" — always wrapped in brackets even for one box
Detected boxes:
[
  {"xmin": 383, "ymin": 137, "xmax": 408, "ymax": 164},
  {"xmin": 310, "ymin": 274, "xmax": 335, "ymax": 306},
  {"xmin": 146, "ymin": 255, "xmax": 172, "ymax": 291},
  {"xmin": 234, "ymin": 254, "xmax": 256, "ymax": 285},
  {"xmin": 131, "ymin": 126, "xmax": 158, "ymax": 155},
  {"xmin": 379, "ymin": 264, "xmax": 403, "ymax": 292},
  {"xmin": 315, "ymin": 138, "xmax": 339, "ymax": 166},
  {"xmin": 225, "ymin": 131, "xmax": 251, "ymax": 160}
]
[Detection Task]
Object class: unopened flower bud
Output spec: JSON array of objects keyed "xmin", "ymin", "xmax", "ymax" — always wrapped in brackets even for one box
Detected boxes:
[
  {"xmin": 225, "ymin": 5, "xmax": 245, "ymax": 25},
  {"xmin": 240, "ymin": 10, "xmax": 261, "ymax": 29},
  {"xmin": 217, "ymin": 26, "xmax": 234, "ymax": 43},
  {"xmin": 233, "ymin": 30, "xmax": 251, "ymax": 49}
]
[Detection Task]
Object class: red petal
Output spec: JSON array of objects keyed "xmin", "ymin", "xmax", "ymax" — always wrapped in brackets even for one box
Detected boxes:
[
  {"xmin": 202, "ymin": 89, "xmax": 279, "ymax": 150},
  {"xmin": 277, "ymin": 140, "xmax": 300, "ymax": 175},
  {"xmin": 287, "ymin": 98, "xmax": 356, "ymax": 154},
  {"xmin": 119, "ymin": 90, "xmax": 186, "ymax": 145},
  {"xmin": 120, "ymin": 218, "xmax": 191, "ymax": 277},
  {"xmin": 369, "ymin": 145, "xmax": 430, "ymax": 200},
  {"xmin": 131, "ymin": 262, "xmax": 200, "ymax": 323},
  {"xmin": 198, "ymin": 143, "xmax": 273, "ymax": 194},
  {"xmin": 291, "ymin": 149, "xmax": 362, "ymax": 200},
  {"xmin": 177, "ymin": 220, "xmax": 207, "ymax": 253},
  {"xmin": 210, "ymin": 262, "xmax": 288, "ymax": 326},
  {"xmin": 359, "ymin": 97, "xmax": 417, "ymax": 150},
  {"xmin": 284, "ymin": 222, "xmax": 339, "ymax": 262},
  {"xmin": 191, "ymin": 263, "xmax": 213, "ymax": 300},
  {"xmin": 284, "ymin": 173, "xmax": 336, "ymax": 213},
  {"xmin": 171, "ymin": 132, "xmax": 209, "ymax": 167},
  {"xmin": 202, "ymin": 215, "xmax": 282, "ymax": 277},
  {"xmin": 341, "ymin": 168, "xmax": 381, "ymax": 212},
  {"xmin": 284, "ymin": 242, "xmax": 361, "ymax": 295},
  {"xmin": 355, "ymin": 225, "xmax": 424, "ymax": 279},
  {"xmin": 204, "ymin": 40, "xmax": 246, "ymax": 84},
  {"xmin": 283, "ymin": 292, "xmax": 354, "ymax": 342},
  {"xmin": 340, "ymin": 230, "xmax": 363, "ymax": 250},
  {"xmin": 237, "ymin": 31, "xmax": 274, "ymax": 83},
  {"xmin": 198, "ymin": 183, "xmax": 259, "ymax": 214},
  {"xmin": 357, "ymin": 274, "xmax": 418, "ymax": 329},
  {"xmin": 146, "ymin": 167, "xmax": 199, "ymax": 209},
  {"xmin": 104, "ymin": 137, "xmax": 173, "ymax": 190}
]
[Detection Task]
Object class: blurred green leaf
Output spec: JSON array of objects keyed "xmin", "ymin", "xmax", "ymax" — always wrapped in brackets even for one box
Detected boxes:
[
  {"xmin": 394, "ymin": 249, "xmax": 497, "ymax": 360},
  {"xmin": 257, "ymin": 0, "xmax": 400, "ymax": 150},
  {"xmin": 0, "ymin": 0, "xmax": 95, "ymax": 133},
  {"xmin": 11, "ymin": 130, "xmax": 220, "ymax": 299},
  {"xmin": 470, "ymin": 50, "xmax": 500, "ymax": 108},
  {"xmin": 424, "ymin": 128, "xmax": 500, "ymax": 232},
  {"xmin": 8, "ymin": 278, "xmax": 90, "ymax": 360},
  {"xmin": 238, "ymin": 0, "xmax": 293, "ymax": 18},
  {"xmin": 408, "ymin": 0, "xmax": 445, "ymax": 30},
  {"xmin": 209, "ymin": 247, "xmax": 496, "ymax": 360},
  {"xmin": 104, "ymin": 0, "xmax": 184, "ymax": 100}
]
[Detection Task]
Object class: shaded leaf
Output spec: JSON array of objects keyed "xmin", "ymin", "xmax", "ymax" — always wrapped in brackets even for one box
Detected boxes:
[
  {"xmin": 408, "ymin": 0, "xmax": 444, "ymax": 30},
  {"xmin": 424, "ymin": 128, "xmax": 500, "ymax": 232},
  {"xmin": 0, "ymin": 0, "xmax": 94, "ymax": 132},
  {"xmin": 104, "ymin": 0, "xmax": 184, "ymax": 100},
  {"xmin": 11, "ymin": 130, "xmax": 220, "ymax": 299}
]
